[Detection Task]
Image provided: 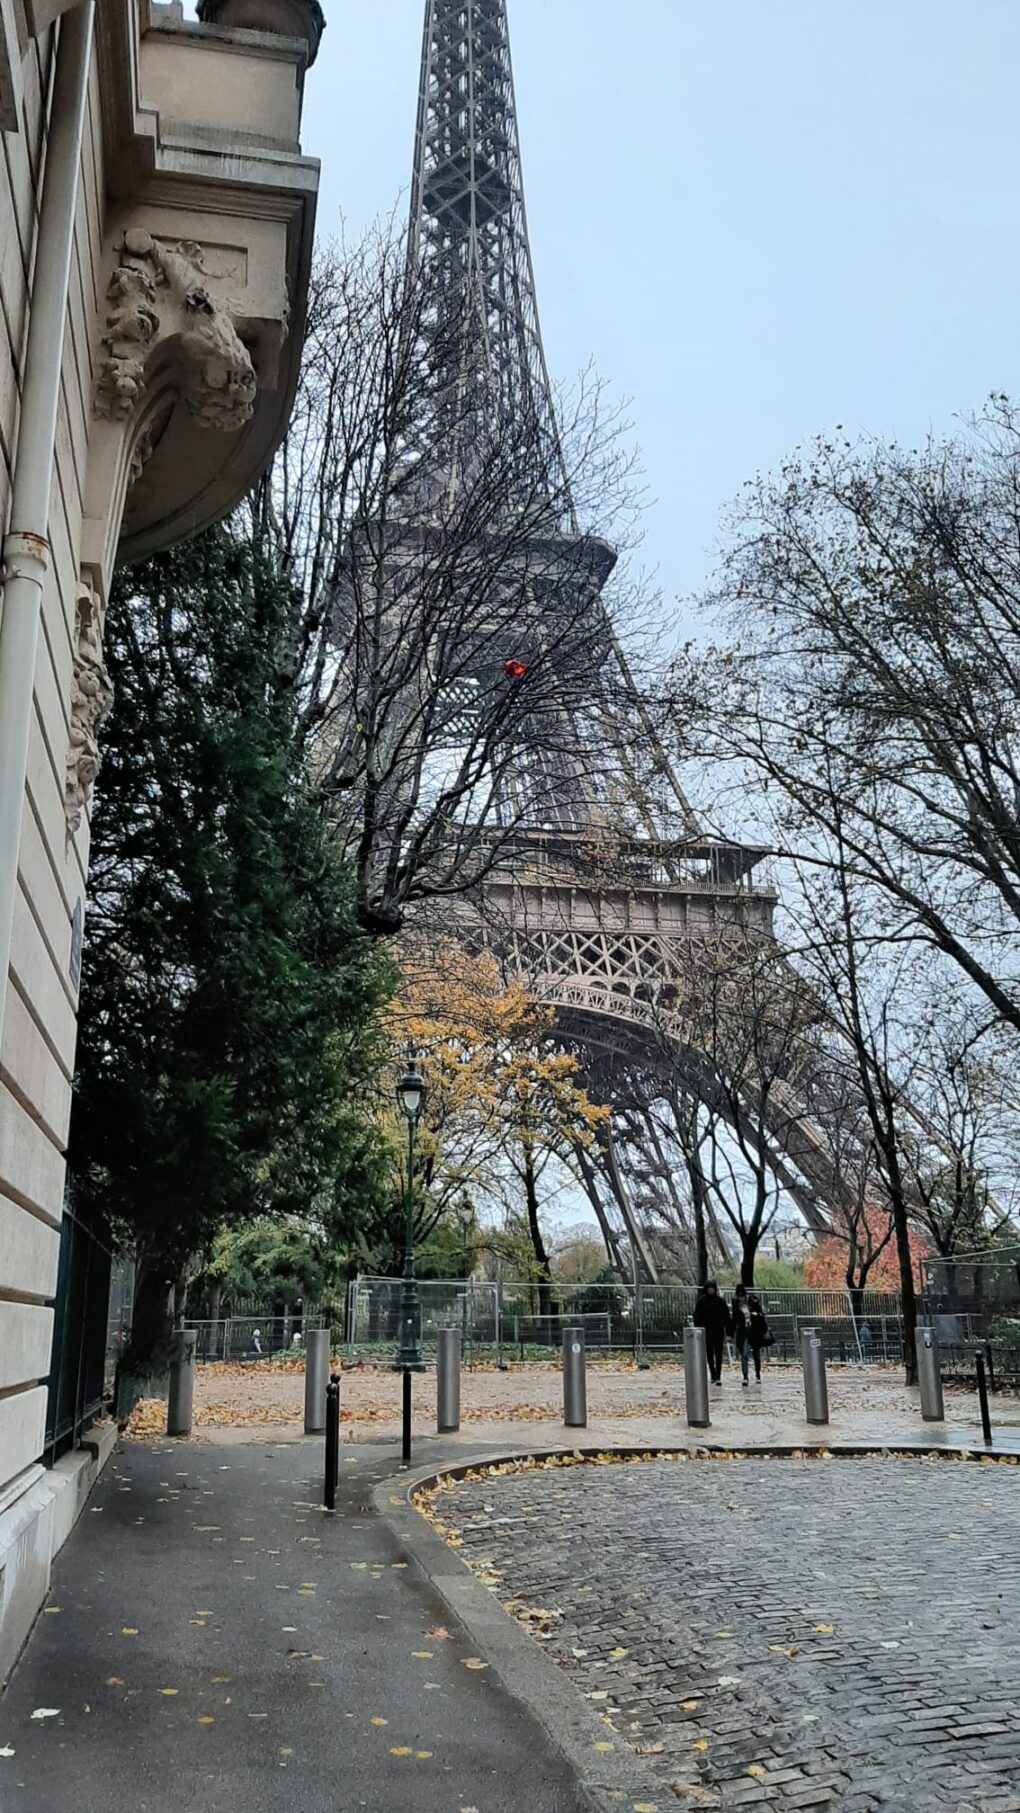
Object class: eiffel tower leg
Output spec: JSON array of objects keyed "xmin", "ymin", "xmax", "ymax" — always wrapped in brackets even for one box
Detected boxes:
[
  {"xmin": 597, "ymin": 1124, "xmax": 660, "ymax": 1285},
  {"xmin": 572, "ymin": 1142, "xmax": 628, "ymax": 1276},
  {"xmin": 631, "ymin": 1098, "xmax": 702, "ymax": 1283}
]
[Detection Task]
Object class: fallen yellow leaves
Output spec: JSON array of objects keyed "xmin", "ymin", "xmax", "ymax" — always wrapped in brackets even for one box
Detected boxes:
[
  {"xmin": 461, "ymin": 1658, "xmax": 488, "ymax": 1671},
  {"xmin": 370, "ymin": 1717, "xmax": 388, "ymax": 1727},
  {"xmin": 814, "ymin": 1623, "xmax": 835, "ymax": 1635},
  {"xmin": 389, "ymin": 1746, "xmax": 412, "ymax": 1757},
  {"xmin": 105, "ymin": 1677, "xmax": 124, "ymax": 1687},
  {"xmin": 121, "ymin": 1628, "xmax": 138, "ymax": 1637},
  {"xmin": 159, "ymin": 1689, "xmax": 179, "ymax": 1697}
]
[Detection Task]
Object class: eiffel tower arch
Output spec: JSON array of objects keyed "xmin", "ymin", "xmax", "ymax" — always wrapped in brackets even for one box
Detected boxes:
[{"xmin": 402, "ymin": 0, "xmax": 851, "ymax": 1281}]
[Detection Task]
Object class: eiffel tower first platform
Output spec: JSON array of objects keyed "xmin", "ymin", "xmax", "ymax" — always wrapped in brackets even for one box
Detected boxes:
[{"xmin": 403, "ymin": 0, "xmax": 846, "ymax": 1281}]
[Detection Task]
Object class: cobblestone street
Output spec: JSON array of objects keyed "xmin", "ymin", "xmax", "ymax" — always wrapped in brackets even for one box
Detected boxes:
[{"xmin": 429, "ymin": 1455, "xmax": 1020, "ymax": 1811}]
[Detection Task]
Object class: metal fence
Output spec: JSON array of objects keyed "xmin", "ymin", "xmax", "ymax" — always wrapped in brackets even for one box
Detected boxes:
[
  {"xmin": 920, "ymin": 1248, "xmax": 1020, "ymax": 1389},
  {"xmin": 181, "ymin": 1313, "xmax": 327, "ymax": 1363},
  {"xmin": 44, "ymin": 1199, "xmax": 131, "ymax": 1463},
  {"xmin": 343, "ymin": 1277, "xmax": 910, "ymax": 1367},
  {"xmin": 921, "ymin": 1248, "xmax": 1020, "ymax": 1330}
]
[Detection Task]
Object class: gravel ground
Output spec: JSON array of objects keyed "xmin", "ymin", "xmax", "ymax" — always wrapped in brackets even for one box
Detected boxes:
[{"xmin": 127, "ymin": 1360, "xmax": 1020, "ymax": 1443}]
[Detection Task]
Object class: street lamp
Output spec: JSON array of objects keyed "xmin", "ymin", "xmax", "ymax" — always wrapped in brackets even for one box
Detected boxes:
[{"xmin": 395, "ymin": 1052, "xmax": 426, "ymax": 1464}]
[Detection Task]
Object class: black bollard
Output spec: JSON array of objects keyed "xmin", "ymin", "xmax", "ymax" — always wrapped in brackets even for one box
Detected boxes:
[
  {"xmin": 324, "ymin": 1374, "xmax": 340, "ymax": 1510},
  {"xmin": 401, "ymin": 1367, "xmax": 412, "ymax": 1468},
  {"xmin": 976, "ymin": 1354, "xmax": 993, "ymax": 1446}
]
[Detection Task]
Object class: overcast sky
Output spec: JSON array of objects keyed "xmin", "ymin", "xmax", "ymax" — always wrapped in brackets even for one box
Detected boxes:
[{"xmin": 299, "ymin": 0, "xmax": 1020, "ymax": 638}]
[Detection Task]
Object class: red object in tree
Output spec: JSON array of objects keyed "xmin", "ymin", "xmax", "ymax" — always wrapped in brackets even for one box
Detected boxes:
[{"xmin": 503, "ymin": 658, "xmax": 529, "ymax": 679}]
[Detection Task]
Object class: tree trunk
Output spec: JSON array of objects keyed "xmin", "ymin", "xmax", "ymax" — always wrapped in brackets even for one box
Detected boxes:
[
  {"xmin": 689, "ymin": 1162, "xmax": 710, "ymax": 1290},
  {"xmin": 890, "ymin": 1191, "xmax": 918, "ymax": 1385},
  {"xmin": 128, "ymin": 1252, "xmax": 177, "ymax": 1370},
  {"xmin": 522, "ymin": 1142, "xmax": 552, "ymax": 1321},
  {"xmin": 739, "ymin": 1237, "xmax": 758, "ymax": 1287}
]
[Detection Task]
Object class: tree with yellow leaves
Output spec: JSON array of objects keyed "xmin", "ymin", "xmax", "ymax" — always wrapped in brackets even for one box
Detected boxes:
[{"xmin": 386, "ymin": 943, "xmax": 608, "ymax": 1304}]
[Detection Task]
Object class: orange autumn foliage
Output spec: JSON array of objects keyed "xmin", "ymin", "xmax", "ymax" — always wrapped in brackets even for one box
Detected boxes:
[{"xmin": 803, "ymin": 1210, "xmax": 929, "ymax": 1292}]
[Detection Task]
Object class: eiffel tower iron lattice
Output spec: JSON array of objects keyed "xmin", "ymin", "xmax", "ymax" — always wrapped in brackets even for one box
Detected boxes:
[{"xmin": 404, "ymin": 0, "xmax": 856, "ymax": 1281}]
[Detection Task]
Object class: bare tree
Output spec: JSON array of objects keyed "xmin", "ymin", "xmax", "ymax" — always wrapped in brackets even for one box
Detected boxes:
[
  {"xmin": 669, "ymin": 397, "xmax": 1020, "ymax": 1038},
  {"xmin": 898, "ymin": 1006, "xmax": 1019, "ymax": 1258},
  {"xmin": 637, "ymin": 932, "xmax": 820, "ymax": 1286},
  {"xmin": 808, "ymin": 1083, "xmax": 893, "ymax": 1318},
  {"xmin": 783, "ymin": 835, "xmax": 932, "ymax": 1380},
  {"xmin": 251, "ymin": 227, "xmax": 643, "ymax": 935}
]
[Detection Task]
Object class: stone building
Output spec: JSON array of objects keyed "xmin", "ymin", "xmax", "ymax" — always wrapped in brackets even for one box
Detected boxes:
[{"xmin": 0, "ymin": 0, "xmax": 322, "ymax": 1679}]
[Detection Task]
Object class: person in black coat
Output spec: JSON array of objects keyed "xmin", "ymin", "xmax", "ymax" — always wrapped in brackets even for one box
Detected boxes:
[
  {"xmin": 693, "ymin": 1279, "xmax": 730, "ymax": 1384},
  {"xmin": 731, "ymin": 1286, "xmax": 770, "ymax": 1385}
]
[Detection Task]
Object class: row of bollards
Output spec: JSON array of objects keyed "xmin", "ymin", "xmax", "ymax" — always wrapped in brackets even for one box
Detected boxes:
[
  {"xmin": 681, "ymin": 1322, "xmax": 973, "ymax": 1434},
  {"xmin": 164, "ymin": 1317, "xmax": 998, "ymax": 1478}
]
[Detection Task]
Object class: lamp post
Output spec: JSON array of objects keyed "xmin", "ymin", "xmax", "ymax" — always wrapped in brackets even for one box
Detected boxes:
[{"xmin": 394, "ymin": 1052, "xmax": 426, "ymax": 1465}]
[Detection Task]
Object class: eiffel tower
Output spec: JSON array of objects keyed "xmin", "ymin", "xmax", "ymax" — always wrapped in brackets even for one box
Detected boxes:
[{"xmin": 405, "ymin": 0, "xmax": 845, "ymax": 1281}]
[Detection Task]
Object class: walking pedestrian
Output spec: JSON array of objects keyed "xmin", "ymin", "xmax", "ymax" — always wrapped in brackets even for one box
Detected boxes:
[
  {"xmin": 693, "ymin": 1279, "xmax": 730, "ymax": 1384},
  {"xmin": 731, "ymin": 1287, "xmax": 771, "ymax": 1386}
]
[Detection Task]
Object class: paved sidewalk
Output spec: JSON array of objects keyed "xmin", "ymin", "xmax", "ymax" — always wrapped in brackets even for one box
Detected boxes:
[
  {"xmin": 0, "ymin": 1440, "xmax": 583, "ymax": 1813},
  {"xmin": 173, "ymin": 1361, "xmax": 1020, "ymax": 1455}
]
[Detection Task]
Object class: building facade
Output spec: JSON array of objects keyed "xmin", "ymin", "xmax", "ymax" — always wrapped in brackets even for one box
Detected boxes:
[{"xmin": 0, "ymin": 0, "xmax": 321, "ymax": 1679}]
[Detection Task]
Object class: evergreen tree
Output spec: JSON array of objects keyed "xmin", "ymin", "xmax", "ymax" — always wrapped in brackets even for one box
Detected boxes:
[{"xmin": 70, "ymin": 529, "xmax": 391, "ymax": 1362}]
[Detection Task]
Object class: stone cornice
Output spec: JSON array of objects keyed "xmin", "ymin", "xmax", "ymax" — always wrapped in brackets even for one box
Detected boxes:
[{"xmin": 89, "ymin": 0, "xmax": 319, "ymax": 563}]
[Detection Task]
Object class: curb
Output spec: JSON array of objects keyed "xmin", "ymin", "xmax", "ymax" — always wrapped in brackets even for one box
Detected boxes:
[
  {"xmin": 372, "ymin": 1439, "xmax": 1019, "ymax": 1812},
  {"xmin": 397, "ymin": 1436, "xmax": 1020, "ymax": 1485},
  {"xmin": 373, "ymin": 1462, "xmax": 665, "ymax": 1813}
]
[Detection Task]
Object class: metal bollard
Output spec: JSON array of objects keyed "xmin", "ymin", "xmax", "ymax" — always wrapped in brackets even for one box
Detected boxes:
[
  {"xmin": 324, "ymin": 1374, "xmax": 340, "ymax": 1509},
  {"xmin": 304, "ymin": 1328, "xmax": 330, "ymax": 1434},
  {"xmin": 167, "ymin": 1329, "xmax": 197, "ymax": 1437},
  {"xmin": 976, "ymin": 1353, "xmax": 993, "ymax": 1446},
  {"xmin": 683, "ymin": 1326, "xmax": 711, "ymax": 1428},
  {"xmin": 562, "ymin": 1326, "xmax": 587, "ymax": 1428},
  {"xmin": 437, "ymin": 1326, "xmax": 461, "ymax": 1433},
  {"xmin": 916, "ymin": 1325, "xmax": 944, "ymax": 1423},
  {"xmin": 801, "ymin": 1327, "xmax": 829, "ymax": 1425}
]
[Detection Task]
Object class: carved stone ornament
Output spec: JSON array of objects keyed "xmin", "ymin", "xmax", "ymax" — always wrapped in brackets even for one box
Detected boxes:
[
  {"xmin": 95, "ymin": 229, "xmax": 257, "ymax": 443},
  {"xmin": 66, "ymin": 577, "xmax": 114, "ymax": 837}
]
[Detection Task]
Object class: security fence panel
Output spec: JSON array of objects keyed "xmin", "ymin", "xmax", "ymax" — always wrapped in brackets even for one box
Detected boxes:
[
  {"xmin": 345, "ymin": 1277, "xmax": 907, "ymax": 1367},
  {"xmin": 182, "ymin": 1315, "xmax": 326, "ymax": 1363}
]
